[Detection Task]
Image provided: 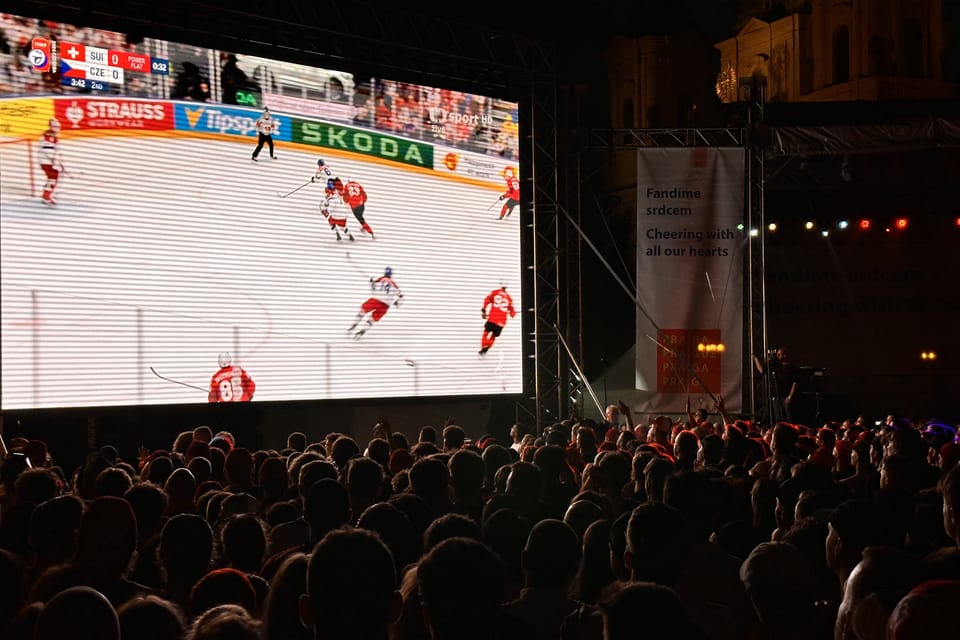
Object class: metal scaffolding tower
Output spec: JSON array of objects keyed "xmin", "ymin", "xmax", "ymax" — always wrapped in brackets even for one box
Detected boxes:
[{"xmin": 743, "ymin": 78, "xmax": 769, "ymax": 421}]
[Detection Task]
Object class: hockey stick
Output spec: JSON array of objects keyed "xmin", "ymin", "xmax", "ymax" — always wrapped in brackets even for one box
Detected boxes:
[
  {"xmin": 276, "ymin": 180, "xmax": 312, "ymax": 199},
  {"xmin": 344, "ymin": 251, "xmax": 368, "ymax": 279},
  {"xmin": 149, "ymin": 366, "xmax": 207, "ymax": 393},
  {"xmin": 486, "ymin": 197, "xmax": 502, "ymax": 211},
  {"xmin": 59, "ymin": 162, "xmax": 84, "ymax": 178}
]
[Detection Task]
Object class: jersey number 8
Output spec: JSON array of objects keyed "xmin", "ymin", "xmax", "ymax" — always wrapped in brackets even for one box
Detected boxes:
[{"xmin": 219, "ymin": 378, "xmax": 242, "ymax": 401}]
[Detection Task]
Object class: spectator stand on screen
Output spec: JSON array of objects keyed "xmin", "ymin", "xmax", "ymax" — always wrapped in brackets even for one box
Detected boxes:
[
  {"xmin": 352, "ymin": 81, "xmax": 374, "ymax": 127},
  {"xmin": 219, "ymin": 53, "xmax": 249, "ymax": 104},
  {"xmin": 172, "ymin": 61, "xmax": 210, "ymax": 101},
  {"xmin": 374, "ymin": 95, "xmax": 396, "ymax": 132}
]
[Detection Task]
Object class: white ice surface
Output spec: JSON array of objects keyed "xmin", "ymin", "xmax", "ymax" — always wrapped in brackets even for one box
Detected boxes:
[{"xmin": 1, "ymin": 135, "xmax": 523, "ymax": 408}]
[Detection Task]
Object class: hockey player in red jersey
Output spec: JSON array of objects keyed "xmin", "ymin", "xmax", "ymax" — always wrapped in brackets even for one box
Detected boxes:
[
  {"xmin": 208, "ymin": 352, "xmax": 256, "ymax": 402},
  {"xmin": 349, "ymin": 267, "xmax": 403, "ymax": 339},
  {"xmin": 342, "ymin": 179, "xmax": 374, "ymax": 237},
  {"xmin": 39, "ymin": 118, "xmax": 62, "ymax": 206},
  {"xmin": 498, "ymin": 167, "xmax": 520, "ymax": 220},
  {"xmin": 319, "ymin": 178, "xmax": 355, "ymax": 242},
  {"xmin": 479, "ymin": 284, "xmax": 515, "ymax": 355}
]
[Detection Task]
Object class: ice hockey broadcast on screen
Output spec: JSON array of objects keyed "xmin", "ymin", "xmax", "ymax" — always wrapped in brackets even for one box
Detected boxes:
[{"xmin": 0, "ymin": 14, "xmax": 523, "ymax": 410}]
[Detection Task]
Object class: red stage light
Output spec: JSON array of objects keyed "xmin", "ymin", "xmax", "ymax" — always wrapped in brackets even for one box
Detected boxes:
[
  {"xmin": 858, "ymin": 219, "xmax": 871, "ymax": 230},
  {"xmin": 955, "ymin": 216, "xmax": 960, "ymax": 228},
  {"xmin": 894, "ymin": 217, "xmax": 909, "ymax": 230}
]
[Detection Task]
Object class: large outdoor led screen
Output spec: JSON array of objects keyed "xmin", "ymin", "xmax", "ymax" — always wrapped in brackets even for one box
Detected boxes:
[{"xmin": 0, "ymin": 15, "xmax": 523, "ymax": 409}]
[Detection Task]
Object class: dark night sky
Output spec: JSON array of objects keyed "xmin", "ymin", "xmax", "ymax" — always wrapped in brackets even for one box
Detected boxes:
[
  {"xmin": 370, "ymin": 0, "xmax": 743, "ymax": 50},
  {"xmin": 379, "ymin": 0, "xmax": 745, "ymax": 86}
]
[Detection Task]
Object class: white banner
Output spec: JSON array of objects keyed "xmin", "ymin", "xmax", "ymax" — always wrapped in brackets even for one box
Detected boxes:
[
  {"xmin": 262, "ymin": 92, "xmax": 354, "ymax": 123},
  {"xmin": 635, "ymin": 147, "xmax": 744, "ymax": 413},
  {"xmin": 432, "ymin": 145, "xmax": 512, "ymax": 186}
]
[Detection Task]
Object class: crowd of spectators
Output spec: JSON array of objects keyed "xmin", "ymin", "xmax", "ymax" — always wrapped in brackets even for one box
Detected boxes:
[
  {"xmin": 1, "ymin": 16, "xmax": 521, "ymax": 162},
  {"xmin": 352, "ymin": 79, "xmax": 520, "ymax": 159},
  {"xmin": 1, "ymin": 405, "xmax": 959, "ymax": 640}
]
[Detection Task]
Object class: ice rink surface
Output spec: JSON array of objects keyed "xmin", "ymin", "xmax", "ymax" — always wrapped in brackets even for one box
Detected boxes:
[{"xmin": 1, "ymin": 134, "xmax": 523, "ymax": 408}]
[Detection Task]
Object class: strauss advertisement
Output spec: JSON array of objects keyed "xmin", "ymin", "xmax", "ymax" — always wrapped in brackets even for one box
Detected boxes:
[{"xmin": 54, "ymin": 98, "xmax": 173, "ymax": 130}]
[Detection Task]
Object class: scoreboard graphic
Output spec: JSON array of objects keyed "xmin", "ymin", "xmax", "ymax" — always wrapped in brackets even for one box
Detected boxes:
[{"xmin": 29, "ymin": 35, "xmax": 170, "ymax": 91}]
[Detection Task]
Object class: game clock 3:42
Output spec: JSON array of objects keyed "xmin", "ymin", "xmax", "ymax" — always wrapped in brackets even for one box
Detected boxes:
[{"xmin": 62, "ymin": 76, "xmax": 107, "ymax": 91}]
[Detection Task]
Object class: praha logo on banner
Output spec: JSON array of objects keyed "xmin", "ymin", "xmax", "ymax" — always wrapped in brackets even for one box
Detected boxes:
[{"xmin": 635, "ymin": 148, "xmax": 745, "ymax": 413}]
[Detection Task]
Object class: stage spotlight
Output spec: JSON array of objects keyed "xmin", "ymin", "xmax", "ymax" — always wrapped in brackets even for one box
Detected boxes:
[
  {"xmin": 749, "ymin": 228, "xmax": 759, "ymax": 237},
  {"xmin": 837, "ymin": 219, "xmax": 849, "ymax": 230},
  {"xmin": 804, "ymin": 220, "xmax": 815, "ymax": 231},
  {"xmin": 955, "ymin": 216, "xmax": 960, "ymax": 228},
  {"xmin": 767, "ymin": 222, "xmax": 778, "ymax": 232},
  {"xmin": 894, "ymin": 217, "xmax": 909, "ymax": 230},
  {"xmin": 821, "ymin": 229, "xmax": 830, "ymax": 237},
  {"xmin": 859, "ymin": 218, "xmax": 872, "ymax": 230},
  {"xmin": 921, "ymin": 351, "xmax": 937, "ymax": 361}
]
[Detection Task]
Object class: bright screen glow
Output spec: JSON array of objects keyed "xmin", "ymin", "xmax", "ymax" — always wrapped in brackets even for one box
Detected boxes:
[{"xmin": 1, "ymin": 15, "xmax": 523, "ymax": 409}]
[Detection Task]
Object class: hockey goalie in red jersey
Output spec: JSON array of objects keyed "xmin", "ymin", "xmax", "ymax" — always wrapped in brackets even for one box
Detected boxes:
[
  {"xmin": 479, "ymin": 284, "xmax": 515, "ymax": 355},
  {"xmin": 39, "ymin": 118, "xmax": 62, "ymax": 206},
  {"xmin": 498, "ymin": 167, "xmax": 520, "ymax": 220},
  {"xmin": 208, "ymin": 352, "xmax": 256, "ymax": 402},
  {"xmin": 349, "ymin": 267, "xmax": 403, "ymax": 339}
]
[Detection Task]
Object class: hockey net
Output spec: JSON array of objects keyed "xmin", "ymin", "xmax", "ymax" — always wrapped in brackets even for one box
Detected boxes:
[{"xmin": 0, "ymin": 137, "xmax": 38, "ymax": 200}]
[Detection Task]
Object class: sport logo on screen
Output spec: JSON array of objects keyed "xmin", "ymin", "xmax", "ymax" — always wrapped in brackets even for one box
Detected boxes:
[
  {"xmin": 175, "ymin": 104, "xmax": 287, "ymax": 139},
  {"xmin": 29, "ymin": 36, "xmax": 53, "ymax": 71}
]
